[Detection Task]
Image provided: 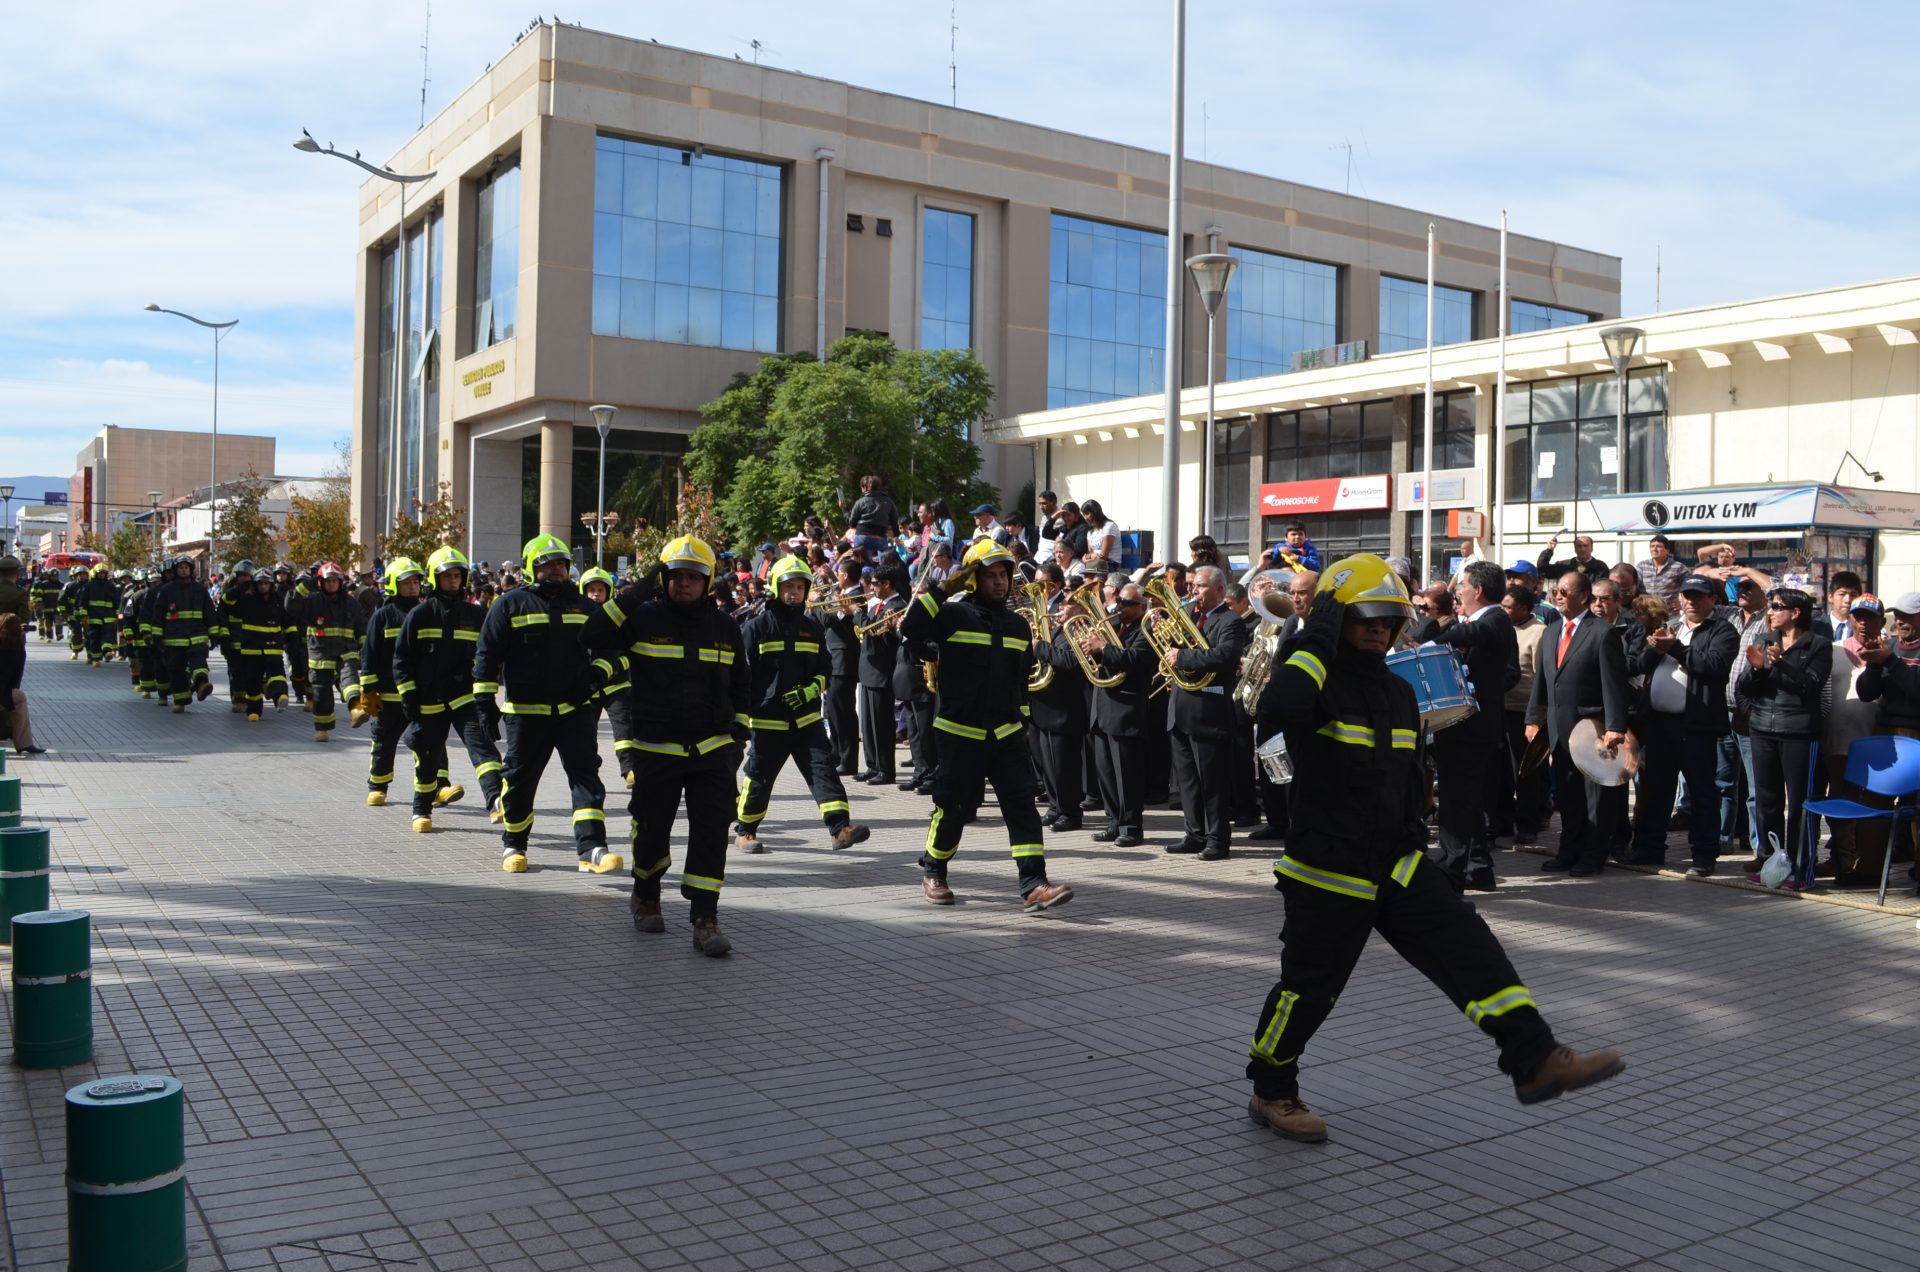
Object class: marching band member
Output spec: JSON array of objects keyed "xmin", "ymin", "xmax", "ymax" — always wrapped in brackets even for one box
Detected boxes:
[
  {"xmin": 1162, "ymin": 565, "xmax": 1251, "ymax": 861},
  {"xmin": 853, "ymin": 566, "xmax": 907, "ymax": 785},
  {"xmin": 1028, "ymin": 564, "xmax": 1086, "ymax": 832},
  {"xmin": 822, "ymin": 559, "xmax": 863, "ymax": 776},
  {"xmin": 1079, "ymin": 581, "xmax": 1156, "ymax": 847}
]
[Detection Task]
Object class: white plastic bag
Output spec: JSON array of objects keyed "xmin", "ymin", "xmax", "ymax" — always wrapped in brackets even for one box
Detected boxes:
[{"xmin": 1758, "ymin": 833, "xmax": 1792, "ymax": 888}]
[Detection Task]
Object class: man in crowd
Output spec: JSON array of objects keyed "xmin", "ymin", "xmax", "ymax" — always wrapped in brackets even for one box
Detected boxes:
[
  {"xmin": 853, "ymin": 565, "xmax": 907, "ymax": 786},
  {"xmin": 1535, "ymin": 534, "xmax": 1610, "ymax": 586},
  {"xmin": 1003, "ymin": 509, "xmax": 1038, "ymax": 557},
  {"xmin": 821, "ymin": 558, "xmax": 863, "ymax": 776},
  {"xmin": 968, "ymin": 503, "xmax": 1009, "ymax": 548},
  {"xmin": 1163, "ymin": 565, "xmax": 1252, "ymax": 862},
  {"xmin": 1526, "ymin": 569, "xmax": 1630, "ymax": 876},
  {"xmin": 1636, "ymin": 534, "xmax": 1688, "ymax": 603},
  {"xmin": 1625, "ymin": 575, "xmax": 1737, "ymax": 875},
  {"xmin": 1608, "ymin": 564, "xmax": 1642, "ymax": 605},
  {"xmin": 1492, "ymin": 584, "xmax": 1551, "ymax": 845},
  {"xmin": 1822, "ymin": 571, "xmax": 1864, "ymax": 640},
  {"xmin": 1721, "ymin": 575, "xmax": 1772, "ymax": 857},
  {"xmin": 1079, "ymin": 581, "xmax": 1156, "ymax": 847},
  {"xmin": 1425, "ymin": 560, "xmax": 1520, "ymax": 891}
]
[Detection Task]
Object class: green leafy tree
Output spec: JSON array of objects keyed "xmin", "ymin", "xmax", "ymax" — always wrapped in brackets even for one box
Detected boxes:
[
  {"xmin": 688, "ymin": 334, "xmax": 997, "ymax": 551},
  {"xmin": 284, "ymin": 443, "xmax": 363, "ymax": 570},
  {"xmin": 106, "ymin": 521, "xmax": 152, "ymax": 572},
  {"xmin": 378, "ymin": 481, "xmax": 468, "ymax": 566},
  {"xmin": 212, "ymin": 471, "xmax": 282, "ymax": 568},
  {"xmin": 614, "ymin": 484, "xmax": 729, "ymax": 578}
]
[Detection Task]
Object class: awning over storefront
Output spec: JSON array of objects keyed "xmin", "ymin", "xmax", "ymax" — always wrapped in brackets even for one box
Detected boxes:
[{"xmin": 1585, "ymin": 485, "xmax": 1920, "ymax": 534}]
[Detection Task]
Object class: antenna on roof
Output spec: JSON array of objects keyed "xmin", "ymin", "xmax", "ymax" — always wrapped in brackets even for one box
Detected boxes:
[
  {"xmin": 1656, "ymin": 244, "xmax": 1662, "ymax": 313},
  {"xmin": 418, "ymin": 0, "xmax": 432, "ymax": 128},
  {"xmin": 950, "ymin": 2, "xmax": 958, "ymax": 107}
]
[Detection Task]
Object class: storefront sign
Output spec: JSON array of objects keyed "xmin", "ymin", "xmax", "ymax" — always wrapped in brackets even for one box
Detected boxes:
[
  {"xmin": 1813, "ymin": 486, "xmax": 1920, "ymax": 530},
  {"xmin": 1258, "ymin": 474, "xmax": 1390, "ymax": 515},
  {"xmin": 1289, "ymin": 340, "xmax": 1370, "ymax": 373},
  {"xmin": 1588, "ymin": 485, "xmax": 1824, "ymax": 533},
  {"xmin": 1395, "ymin": 468, "xmax": 1483, "ymax": 510},
  {"xmin": 462, "ymin": 359, "xmax": 507, "ymax": 399}
]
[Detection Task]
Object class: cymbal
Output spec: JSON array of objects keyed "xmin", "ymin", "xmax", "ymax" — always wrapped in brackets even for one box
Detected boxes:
[{"xmin": 1568, "ymin": 717, "xmax": 1640, "ymax": 787}]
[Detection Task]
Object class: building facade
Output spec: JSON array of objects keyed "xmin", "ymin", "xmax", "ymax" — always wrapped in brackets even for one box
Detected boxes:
[
  {"xmin": 988, "ymin": 275, "xmax": 1920, "ymax": 596},
  {"xmin": 70, "ymin": 425, "xmax": 276, "ymax": 541},
  {"xmin": 348, "ymin": 22, "xmax": 1619, "ymax": 566}
]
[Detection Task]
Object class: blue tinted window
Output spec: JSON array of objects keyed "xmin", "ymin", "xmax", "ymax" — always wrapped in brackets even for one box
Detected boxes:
[
  {"xmin": 1510, "ymin": 299, "xmax": 1588, "ymax": 334},
  {"xmin": 592, "ymin": 138, "xmax": 783, "ymax": 352},
  {"xmin": 472, "ymin": 160, "xmax": 520, "ymax": 351},
  {"xmin": 1047, "ymin": 213, "xmax": 1165, "ymax": 408},
  {"xmin": 921, "ymin": 208, "xmax": 974, "ymax": 351},
  {"xmin": 1224, "ymin": 247, "xmax": 1338, "ymax": 381},
  {"xmin": 1378, "ymin": 275, "xmax": 1473, "ymax": 354}
]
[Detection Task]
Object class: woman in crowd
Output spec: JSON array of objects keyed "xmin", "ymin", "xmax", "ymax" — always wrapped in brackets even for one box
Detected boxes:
[
  {"xmin": 0, "ymin": 614, "xmax": 44, "ymax": 754},
  {"xmin": 1737, "ymin": 588, "xmax": 1832, "ymax": 887},
  {"xmin": 1081, "ymin": 499, "xmax": 1122, "ymax": 572},
  {"xmin": 1188, "ymin": 536, "xmax": 1225, "ymax": 571}
]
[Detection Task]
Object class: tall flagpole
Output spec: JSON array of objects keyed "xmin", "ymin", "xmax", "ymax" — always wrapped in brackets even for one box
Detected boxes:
[
  {"xmin": 1158, "ymin": 0, "xmax": 1186, "ymax": 565},
  {"xmin": 1421, "ymin": 222, "xmax": 1435, "ymax": 584},
  {"xmin": 1493, "ymin": 210, "xmax": 1508, "ymax": 562}
]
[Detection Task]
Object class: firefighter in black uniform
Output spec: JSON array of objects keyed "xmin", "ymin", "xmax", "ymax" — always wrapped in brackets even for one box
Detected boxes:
[
  {"xmin": 138, "ymin": 570, "xmax": 170, "ymax": 706},
  {"xmin": 357, "ymin": 558, "xmax": 423, "ymax": 807},
  {"xmin": 900, "ymin": 539, "xmax": 1073, "ymax": 912},
  {"xmin": 120, "ymin": 569, "xmax": 156, "ymax": 696},
  {"xmin": 31, "ymin": 569, "xmax": 63, "ymax": 641},
  {"xmin": 1244, "ymin": 553, "xmax": 1625, "ymax": 1142},
  {"xmin": 588, "ymin": 534, "xmax": 749, "ymax": 956},
  {"xmin": 79, "ymin": 567, "xmax": 120, "ymax": 667},
  {"xmin": 393, "ymin": 547, "xmax": 507, "ymax": 833},
  {"xmin": 59, "ymin": 567, "xmax": 89, "ymax": 660},
  {"xmin": 734, "ymin": 556, "xmax": 872, "ymax": 853},
  {"xmin": 274, "ymin": 564, "xmax": 310, "ymax": 707},
  {"xmin": 218, "ymin": 561, "xmax": 260, "ymax": 713},
  {"xmin": 579, "ymin": 568, "xmax": 639, "ymax": 790},
  {"xmin": 286, "ymin": 562, "xmax": 365, "ymax": 742},
  {"xmin": 228, "ymin": 564, "xmax": 291, "ymax": 718},
  {"xmin": 154, "ymin": 557, "xmax": 215, "ymax": 710},
  {"xmin": 472, "ymin": 534, "xmax": 621, "ymax": 876}
]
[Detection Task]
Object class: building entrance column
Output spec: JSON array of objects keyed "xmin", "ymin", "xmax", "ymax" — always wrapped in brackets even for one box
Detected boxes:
[{"xmin": 540, "ymin": 419, "xmax": 574, "ymax": 541}]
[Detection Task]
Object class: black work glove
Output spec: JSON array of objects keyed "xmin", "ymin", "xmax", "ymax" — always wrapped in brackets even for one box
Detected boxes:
[{"xmin": 1303, "ymin": 594, "xmax": 1346, "ymax": 642}]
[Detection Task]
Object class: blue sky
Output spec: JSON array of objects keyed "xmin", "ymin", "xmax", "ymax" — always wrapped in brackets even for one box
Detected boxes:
[{"xmin": 5, "ymin": 1, "xmax": 1914, "ymax": 478}]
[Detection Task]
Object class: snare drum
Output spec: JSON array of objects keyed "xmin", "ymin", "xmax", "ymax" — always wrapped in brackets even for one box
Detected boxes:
[
  {"xmin": 1386, "ymin": 645, "xmax": 1478, "ymax": 732},
  {"xmin": 1255, "ymin": 732, "xmax": 1294, "ymax": 784}
]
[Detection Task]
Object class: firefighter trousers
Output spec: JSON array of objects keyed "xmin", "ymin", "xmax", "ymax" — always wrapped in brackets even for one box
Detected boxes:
[
  {"xmin": 630, "ymin": 742, "xmax": 740, "ymax": 922},
  {"xmin": 67, "ymin": 621, "xmax": 85, "ymax": 655},
  {"xmin": 405, "ymin": 703, "xmax": 505, "ymax": 816},
  {"xmin": 163, "ymin": 643, "xmax": 210, "ymax": 706},
  {"xmin": 307, "ymin": 653, "xmax": 361, "ymax": 731},
  {"xmin": 1245, "ymin": 860, "xmax": 1558, "ymax": 1101},
  {"xmin": 366, "ymin": 702, "xmax": 409, "ymax": 792},
  {"xmin": 605, "ymin": 692, "xmax": 638, "ymax": 780},
  {"xmin": 498, "ymin": 710, "xmax": 607, "ymax": 856},
  {"xmin": 919, "ymin": 730, "xmax": 1051, "ymax": 895},
  {"xmin": 286, "ymin": 638, "xmax": 309, "ymax": 700},
  {"xmin": 735, "ymin": 722, "xmax": 851, "ymax": 834}
]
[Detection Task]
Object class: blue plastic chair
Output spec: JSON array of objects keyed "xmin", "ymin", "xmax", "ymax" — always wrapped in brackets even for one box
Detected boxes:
[{"xmin": 1804, "ymin": 734, "xmax": 1920, "ymax": 905}]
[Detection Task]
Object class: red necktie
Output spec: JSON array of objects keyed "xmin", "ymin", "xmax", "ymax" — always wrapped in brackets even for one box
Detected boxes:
[{"xmin": 1557, "ymin": 618, "xmax": 1574, "ymax": 669}]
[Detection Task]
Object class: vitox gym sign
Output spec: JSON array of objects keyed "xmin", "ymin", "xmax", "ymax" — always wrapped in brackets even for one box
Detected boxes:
[{"xmin": 1257, "ymin": 474, "xmax": 1391, "ymax": 515}]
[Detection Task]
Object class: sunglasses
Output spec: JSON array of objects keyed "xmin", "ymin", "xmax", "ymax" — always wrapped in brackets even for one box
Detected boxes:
[{"xmin": 1767, "ymin": 602, "xmax": 1792, "ymax": 611}]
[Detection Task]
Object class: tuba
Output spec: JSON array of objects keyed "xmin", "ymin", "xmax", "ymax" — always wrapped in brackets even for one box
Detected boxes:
[
  {"xmin": 1141, "ymin": 575, "xmax": 1213, "ymax": 695},
  {"xmin": 1057, "ymin": 579, "xmax": 1126, "ymax": 689},
  {"xmin": 1233, "ymin": 572, "xmax": 1297, "ymax": 712},
  {"xmin": 1016, "ymin": 581, "xmax": 1055, "ymax": 692}
]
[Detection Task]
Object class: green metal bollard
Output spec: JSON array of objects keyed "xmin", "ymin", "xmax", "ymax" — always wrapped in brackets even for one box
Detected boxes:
[
  {"xmin": 0, "ymin": 826, "xmax": 52, "ymax": 943},
  {"xmin": 12, "ymin": 909, "xmax": 91, "ymax": 1068},
  {"xmin": 0, "ymin": 773, "xmax": 19, "ymax": 828},
  {"xmin": 66, "ymin": 1075, "xmax": 187, "ymax": 1272}
]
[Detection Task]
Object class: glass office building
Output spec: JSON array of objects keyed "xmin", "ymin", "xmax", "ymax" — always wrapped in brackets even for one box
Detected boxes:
[{"xmin": 1047, "ymin": 213, "xmax": 1167, "ymax": 409}]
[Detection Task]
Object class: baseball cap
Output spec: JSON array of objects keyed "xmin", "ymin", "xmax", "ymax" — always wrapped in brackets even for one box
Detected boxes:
[
  {"xmin": 1507, "ymin": 560, "xmax": 1540, "ymax": 577},
  {"xmin": 1677, "ymin": 575, "xmax": 1719, "ymax": 596},
  {"xmin": 1849, "ymin": 593, "xmax": 1884, "ymax": 616},
  {"xmin": 1890, "ymin": 591, "xmax": 1920, "ymax": 617},
  {"xmin": 970, "ymin": 503, "xmax": 997, "ymax": 517}
]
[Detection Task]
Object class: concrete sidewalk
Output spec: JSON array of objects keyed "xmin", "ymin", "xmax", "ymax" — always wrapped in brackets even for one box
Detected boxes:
[{"xmin": 3, "ymin": 639, "xmax": 1918, "ymax": 1270}]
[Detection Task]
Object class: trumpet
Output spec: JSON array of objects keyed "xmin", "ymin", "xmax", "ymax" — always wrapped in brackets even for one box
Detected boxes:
[
  {"xmin": 1058, "ymin": 579, "xmax": 1126, "ymax": 689},
  {"xmin": 855, "ymin": 605, "xmax": 902, "ymax": 638},
  {"xmin": 1016, "ymin": 581, "xmax": 1055, "ymax": 692},
  {"xmin": 1141, "ymin": 575, "xmax": 1213, "ymax": 695}
]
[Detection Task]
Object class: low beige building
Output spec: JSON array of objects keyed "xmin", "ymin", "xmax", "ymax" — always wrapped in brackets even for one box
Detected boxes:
[
  {"xmin": 988, "ymin": 275, "xmax": 1920, "ymax": 596},
  {"xmin": 70, "ymin": 425, "xmax": 276, "ymax": 540},
  {"xmin": 346, "ymin": 22, "xmax": 1617, "ymax": 566}
]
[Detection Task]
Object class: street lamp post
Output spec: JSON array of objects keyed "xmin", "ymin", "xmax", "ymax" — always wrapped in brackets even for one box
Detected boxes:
[
  {"xmin": 145, "ymin": 305, "xmax": 237, "ymax": 567},
  {"xmin": 294, "ymin": 129, "xmax": 436, "ymax": 536},
  {"xmin": 1185, "ymin": 251, "xmax": 1237, "ymax": 548},
  {"xmin": 147, "ymin": 491, "xmax": 162, "ymax": 566},
  {"xmin": 1600, "ymin": 326, "xmax": 1645, "ymax": 496},
  {"xmin": 589, "ymin": 406, "xmax": 615, "ymax": 570},
  {"xmin": 0, "ymin": 484, "xmax": 13, "ymax": 559}
]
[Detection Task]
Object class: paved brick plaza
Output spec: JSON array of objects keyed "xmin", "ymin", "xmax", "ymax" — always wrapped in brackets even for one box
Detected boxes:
[{"xmin": 3, "ymin": 640, "xmax": 1918, "ymax": 1271}]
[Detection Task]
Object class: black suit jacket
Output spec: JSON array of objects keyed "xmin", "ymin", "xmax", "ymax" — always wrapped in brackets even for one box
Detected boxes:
[
  {"xmin": 1165, "ymin": 601, "xmax": 1252, "ymax": 739},
  {"xmin": 823, "ymin": 603, "xmax": 859, "ymax": 678},
  {"xmin": 1527, "ymin": 612, "xmax": 1630, "ymax": 746},
  {"xmin": 1030, "ymin": 628, "xmax": 1090, "ymax": 732},
  {"xmin": 857, "ymin": 594, "xmax": 905, "ymax": 688},
  {"xmin": 1432, "ymin": 606, "xmax": 1520, "ymax": 718},
  {"xmin": 1091, "ymin": 619, "xmax": 1157, "ymax": 736}
]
